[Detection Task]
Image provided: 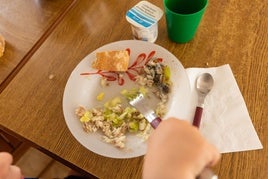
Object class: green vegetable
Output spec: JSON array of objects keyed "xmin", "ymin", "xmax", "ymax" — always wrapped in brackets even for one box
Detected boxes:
[
  {"xmin": 128, "ymin": 121, "xmax": 139, "ymax": 132},
  {"xmin": 112, "ymin": 116, "xmax": 123, "ymax": 126},
  {"xmin": 163, "ymin": 66, "xmax": 171, "ymax": 82},
  {"xmin": 80, "ymin": 111, "xmax": 93, "ymax": 122},
  {"xmin": 139, "ymin": 86, "xmax": 148, "ymax": 95},
  {"xmin": 104, "ymin": 97, "xmax": 121, "ymax": 108},
  {"xmin": 121, "ymin": 87, "xmax": 148, "ymax": 101},
  {"xmin": 121, "ymin": 88, "xmax": 138, "ymax": 100}
]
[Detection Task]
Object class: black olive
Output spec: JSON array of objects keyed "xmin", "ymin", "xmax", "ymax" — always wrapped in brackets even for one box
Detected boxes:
[
  {"xmin": 161, "ymin": 84, "xmax": 170, "ymax": 94},
  {"xmin": 153, "ymin": 74, "xmax": 161, "ymax": 84}
]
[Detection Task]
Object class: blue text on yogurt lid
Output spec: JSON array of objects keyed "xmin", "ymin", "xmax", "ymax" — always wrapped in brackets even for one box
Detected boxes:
[{"xmin": 126, "ymin": 1, "xmax": 163, "ymax": 29}]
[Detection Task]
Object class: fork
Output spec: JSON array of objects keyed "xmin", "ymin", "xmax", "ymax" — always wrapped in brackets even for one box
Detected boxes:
[{"xmin": 129, "ymin": 92, "xmax": 161, "ymax": 129}]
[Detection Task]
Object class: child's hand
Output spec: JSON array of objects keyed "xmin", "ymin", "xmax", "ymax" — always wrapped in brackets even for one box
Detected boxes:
[{"xmin": 143, "ymin": 118, "xmax": 220, "ymax": 179}]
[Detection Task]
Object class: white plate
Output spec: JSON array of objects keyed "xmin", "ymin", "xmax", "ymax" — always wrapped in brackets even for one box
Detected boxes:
[{"xmin": 63, "ymin": 40, "xmax": 191, "ymax": 158}]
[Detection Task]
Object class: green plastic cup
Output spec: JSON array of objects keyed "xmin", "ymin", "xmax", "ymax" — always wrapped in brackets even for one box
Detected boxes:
[{"xmin": 163, "ymin": 0, "xmax": 208, "ymax": 43}]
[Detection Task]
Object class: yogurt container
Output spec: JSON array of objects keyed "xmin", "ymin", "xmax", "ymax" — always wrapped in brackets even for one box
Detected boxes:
[{"xmin": 126, "ymin": 1, "xmax": 163, "ymax": 43}]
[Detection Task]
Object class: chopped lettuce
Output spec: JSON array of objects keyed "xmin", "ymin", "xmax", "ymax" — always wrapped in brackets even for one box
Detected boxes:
[
  {"xmin": 121, "ymin": 87, "xmax": 148, "ymax": 101},
  {"xmin": 129, "ymin": 121, "xmax": 139, "ymax": 132}
]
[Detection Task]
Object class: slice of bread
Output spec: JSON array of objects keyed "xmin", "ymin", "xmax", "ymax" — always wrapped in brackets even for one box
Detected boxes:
[
  {"xmin": 0, "ymin": 34, "xmax": 5, "ymax": 57},
  {"xmin": 92, "ymin": 50, "xmax": 130, "ymax": 72}
]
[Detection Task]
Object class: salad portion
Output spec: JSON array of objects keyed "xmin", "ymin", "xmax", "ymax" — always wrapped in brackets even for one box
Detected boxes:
[{"xmin": 75, "ymin": 95, "xmax": 151, "ymax": 148}]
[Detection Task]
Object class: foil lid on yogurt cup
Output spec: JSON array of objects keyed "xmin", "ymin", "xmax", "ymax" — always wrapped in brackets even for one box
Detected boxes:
[{"xmin": 126, "ymin": 1, "xmax": 163, "ymax": 43}]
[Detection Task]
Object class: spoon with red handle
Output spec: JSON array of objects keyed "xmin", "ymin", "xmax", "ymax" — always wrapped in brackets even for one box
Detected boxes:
[
  {"xmin": 193, "ymin": 73, "xmax": 216, "ymax": 179},
  {"xmin": 193, "ymin": 73, "xmax": 214, "ymax": 128}
]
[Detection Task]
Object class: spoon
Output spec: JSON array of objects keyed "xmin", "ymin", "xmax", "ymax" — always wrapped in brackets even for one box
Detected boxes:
[
  {"xmin": 192, "ymin": 73, "xmax": 216, "ymax": 179},
  {"xmin": 193, "ymin": 73, "xmax": 214, "ymax": 128}
]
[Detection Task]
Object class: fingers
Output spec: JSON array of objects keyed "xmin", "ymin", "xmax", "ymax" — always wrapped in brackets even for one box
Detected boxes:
[
  {"xmin": 0, "ymin": 152, "xmax": 22, "ymax": 179},
  {"xmin": 170, "ymin": 118, "xmax": 221, "ymax": 167},
  {"xmin": 0, "ymin": 152, "xmax": 13, "ymax": 178},
  {"xmin": 144, "ymin": 117, "xmax": 221, "ymax": 179},
  {"xmin": 206, "ymin": 143, "xmax": 221, "ymax": 167},
  {"xmin": 7, "ymin": 165, "xmax": 22, "ymax": 179},
  {"xmin": 190, "ymin": 129, "xmax": 221, "ymax": 177}
]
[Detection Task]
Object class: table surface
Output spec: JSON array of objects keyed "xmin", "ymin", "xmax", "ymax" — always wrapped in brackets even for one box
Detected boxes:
[
  {"xmin": 0, "ymin": 0, "xmax": 75, "ymax": 92},
  {"xmin": 0, "ymin": 0, "xmax": 267, "ymax": 178}
]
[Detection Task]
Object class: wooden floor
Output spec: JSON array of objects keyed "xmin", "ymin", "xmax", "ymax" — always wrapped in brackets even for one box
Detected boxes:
[{"xmin": 15, "ymin": 147, "xmax": 71, "ymax": 178}]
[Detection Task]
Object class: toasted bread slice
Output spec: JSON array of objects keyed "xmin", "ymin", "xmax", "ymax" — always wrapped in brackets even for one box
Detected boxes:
[
  {"xmin": 0, "ymin": 34, "xmax": 5, "ymax": 57},
  {"xmin": 92, "ymin": 50, "xmax": 130, "ymax": 72}
]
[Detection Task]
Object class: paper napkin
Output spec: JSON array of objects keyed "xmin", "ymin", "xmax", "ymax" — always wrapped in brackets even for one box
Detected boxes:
[{"xmin": 186, "ymin": 64, "xmax": 263, "ymax": 153}]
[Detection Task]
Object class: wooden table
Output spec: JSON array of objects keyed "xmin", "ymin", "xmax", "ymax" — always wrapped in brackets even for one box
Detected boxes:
[
  {"xmin": 0, "ymin": 0, "xmax": 75, "ymax": 91},
  {"xmin": 0, "ymin": 0, "xmax": 267, "ymax": 178},
  {"xmin": 0, "ymin": 0, "xmax": 76, "ymax": 160}
]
